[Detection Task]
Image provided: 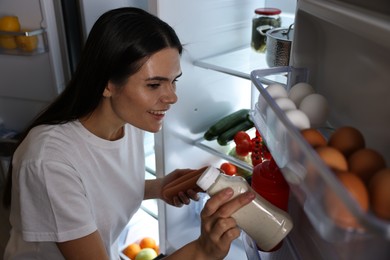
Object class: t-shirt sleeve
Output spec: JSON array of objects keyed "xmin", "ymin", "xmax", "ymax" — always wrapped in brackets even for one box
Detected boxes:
[{"xmin": 16, "ymin": 159, "xmax": 97, "ymax": 242}]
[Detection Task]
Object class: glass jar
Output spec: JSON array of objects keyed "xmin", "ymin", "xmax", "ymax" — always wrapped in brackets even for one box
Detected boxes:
[{"xmin": 251, "ymin": 8, "xmax": 282, "ymax": 53}]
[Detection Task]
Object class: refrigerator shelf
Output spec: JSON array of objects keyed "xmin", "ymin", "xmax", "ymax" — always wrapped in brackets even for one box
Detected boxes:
[
  {"xmin": 250, "ymin": 66, "xmax": 390, "ymax": 243},
  {"xmin": 194, "ymin": 136, "xmax": 253, "ymax": 173},
  {"xmin": 193, "ymin": 47, "xmax": 269, "ymax": 80},
  {"xmin": 0, "ymin": 28, "xmax": 48, "ymax": 55}
]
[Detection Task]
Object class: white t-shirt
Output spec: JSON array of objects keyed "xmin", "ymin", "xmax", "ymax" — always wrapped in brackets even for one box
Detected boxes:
[{"xmin": 4, "ymin": 121, "xmax": 146, "ymax": 260}]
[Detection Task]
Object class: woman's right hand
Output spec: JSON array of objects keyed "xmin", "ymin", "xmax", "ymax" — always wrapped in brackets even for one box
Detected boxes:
[{"xmin": 194, "ymin": 188, "xmax": 255, "ymax": 259}]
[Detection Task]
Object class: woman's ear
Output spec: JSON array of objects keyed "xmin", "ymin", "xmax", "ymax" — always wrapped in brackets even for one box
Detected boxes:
[{"xmin": 103, "ymin": 82, "xmax": 113, "ymax": 98}]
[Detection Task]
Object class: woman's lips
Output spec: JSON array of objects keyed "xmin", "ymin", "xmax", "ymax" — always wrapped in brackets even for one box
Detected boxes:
[{"xmin": 149, "ymin": 110, "xmax": 167, "ymax": 120}]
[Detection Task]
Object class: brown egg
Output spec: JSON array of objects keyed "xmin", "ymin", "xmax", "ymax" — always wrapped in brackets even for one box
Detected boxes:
[
  {"xmin": 301, "ymin": 128, "xmax": 327, "ymax": 148},
  {"xmin": 348, "ymin": 148, "xmax": 386, "ymax": 185},
  {"xmin": 325, "ymin": 171, "xmax": 369, "ymax": 229},
  {"xmin": 328, "ymin": 126, "xmax": 365, "ymax": 158},
  {"xmin": 316, "ymin": 146, "xmax": 348, "ymax": 172},
  {"xmin": 369, "ymin": 168, "xmax": 390, "ymax": 220}
]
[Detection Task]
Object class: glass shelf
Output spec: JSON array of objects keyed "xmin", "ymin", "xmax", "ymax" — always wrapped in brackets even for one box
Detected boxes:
[
  {"xmin": 194, "ymin": 137, "xmax": 253, "ymax": 173},
  {"xmin": 193, "ymin": 47, "xmax": 270, "ymax": 80}
]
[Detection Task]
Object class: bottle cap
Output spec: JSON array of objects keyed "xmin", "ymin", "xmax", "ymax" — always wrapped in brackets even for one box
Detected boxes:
[{"xmin": 196, "ymin": 166, "xmax": 220, "ymax": 191}]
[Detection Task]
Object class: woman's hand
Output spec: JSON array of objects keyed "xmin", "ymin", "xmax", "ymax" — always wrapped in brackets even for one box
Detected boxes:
[
  {"xmin": 196, "ymin": 188, "xmax": 255, "ymax": 259},
  {"xmin": 165, "ymin": 188, "xmax": 255, "ymax": 260},
  {"xmin": 160, "ymin": 167, "xmax": 208, "ymax": 207}
]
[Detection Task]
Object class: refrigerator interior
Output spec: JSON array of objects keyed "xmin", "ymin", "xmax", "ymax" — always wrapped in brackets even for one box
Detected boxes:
[
  {"xmin": 151, "ymin": 0, "xmax": 297, "ymax": 259},
  {"xmin": 3, "ymin": 0, "xmax": 389, "ymax": 259}
]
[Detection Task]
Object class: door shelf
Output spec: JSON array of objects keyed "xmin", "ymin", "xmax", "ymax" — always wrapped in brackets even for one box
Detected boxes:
[
  {"xmin": 250, "ymin": 66, "xmax": 390, "ymax": 243},
  {"xmin": 0, "ymin": 28, "xmax": 48, "ymax": 56}
]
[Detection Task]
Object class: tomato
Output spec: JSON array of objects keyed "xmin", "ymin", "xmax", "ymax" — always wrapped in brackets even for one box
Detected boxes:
[
  {"xmin": 235, "ymin": 139, "xmax": 252, "ymax": 156},
  {"xmin": 234, "ymin": 131, "xmax": 251, "ymax": 145},
  {"xmin": 220, "ymin": 162, "xmax": 237, "ymax": 176},
  {"xmin": 251, "ymin": 151, "xmax": 263, "ymax": 167},
  {"xmin": 262, "ymin": 145, "xmax": 272, "ymax": 160}
]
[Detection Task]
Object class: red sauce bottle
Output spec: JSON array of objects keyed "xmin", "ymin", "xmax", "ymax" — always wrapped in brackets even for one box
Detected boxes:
[{"xmin": 251, "ymin": 157, "xmax": 290, "ymax": 251}]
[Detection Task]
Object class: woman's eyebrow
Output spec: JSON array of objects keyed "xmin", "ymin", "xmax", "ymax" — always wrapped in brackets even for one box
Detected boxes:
[{"xmin": 146, "ymin": 73, "xmax": 183, "ymax": 81}]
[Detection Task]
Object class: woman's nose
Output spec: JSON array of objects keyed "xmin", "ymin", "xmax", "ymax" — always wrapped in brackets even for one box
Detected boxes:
[{"xmin": 161, "ymin": 85, "xmax": 178, "ymax": 104}]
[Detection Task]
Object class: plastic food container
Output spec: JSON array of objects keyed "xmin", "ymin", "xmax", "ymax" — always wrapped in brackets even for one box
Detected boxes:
[{"xmin": 249, "ymin": 66, "xmax": 390, "ymax": 244}]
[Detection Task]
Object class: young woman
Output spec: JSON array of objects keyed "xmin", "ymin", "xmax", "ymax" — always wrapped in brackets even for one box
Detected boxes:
[{"xmin": 3, "ymin": 7, "xmax": 255, "ymax": 260}]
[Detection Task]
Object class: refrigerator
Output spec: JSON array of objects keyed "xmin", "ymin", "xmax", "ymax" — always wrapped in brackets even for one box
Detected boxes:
[{"xmin": 1, "ymin": 0, "xmax": 389, "ymax": 259}]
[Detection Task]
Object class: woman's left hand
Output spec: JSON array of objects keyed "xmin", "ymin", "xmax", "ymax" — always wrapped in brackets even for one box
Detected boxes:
[{"xmin": 161, "ymin": 167, "xmax": 208, "ymax": 207}]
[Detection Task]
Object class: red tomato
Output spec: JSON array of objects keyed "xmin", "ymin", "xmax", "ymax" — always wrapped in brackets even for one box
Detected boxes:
[
  {"xmin": 262, "ymin": 145, "xmax": 272, "ymax": 160},
  {"xmin": 251, "ymin": 151, "xmax": 263, "ymax": 167},
  {"xmin": 235, "ymin": 139, "xmax": 252, "ymax": 156},
  {"xmin": 234, "ymin": 131, "xmax": 251, "ymax": 145},
  {"xmin": 220, "ymin": 162, "xmax": 237, "ymax": 176}
]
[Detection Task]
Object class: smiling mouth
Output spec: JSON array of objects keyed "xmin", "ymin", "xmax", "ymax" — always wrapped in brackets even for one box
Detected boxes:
[{"xmin": 149, "ymin": 110, "xmax": 167, "ymax": 115}]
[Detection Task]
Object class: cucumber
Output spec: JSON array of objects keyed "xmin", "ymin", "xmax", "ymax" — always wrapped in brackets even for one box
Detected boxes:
[
  {"xmin": 204, "ymin": 109, "xmax": 250, "ymax": 141},
  {"xmin": 217, "ymin": 119, "xmax": 254, "ymax": 146}
]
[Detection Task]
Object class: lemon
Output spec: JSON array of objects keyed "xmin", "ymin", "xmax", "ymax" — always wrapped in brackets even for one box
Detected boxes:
[
  {"xmin": 16, "ymin": 29, "xmax": 38, "ymax": 52},
  {"xmin": 134, "ymin": 248, "xmax": 157, "ymax": 260},
  {"xmin": 0, "ymin": 16, "xmax": 21, "ymax": 49}
]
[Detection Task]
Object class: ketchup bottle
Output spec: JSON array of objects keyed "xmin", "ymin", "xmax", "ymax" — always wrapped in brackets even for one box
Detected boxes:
[{"xmin": 251, "ymin": 157, "xmax": 290, "ymax": 251}]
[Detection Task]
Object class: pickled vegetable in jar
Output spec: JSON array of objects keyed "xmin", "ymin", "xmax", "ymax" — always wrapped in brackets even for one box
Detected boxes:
[{"xmin": 251, "ymin": 8, "xmax": 282, "ymax": 53}]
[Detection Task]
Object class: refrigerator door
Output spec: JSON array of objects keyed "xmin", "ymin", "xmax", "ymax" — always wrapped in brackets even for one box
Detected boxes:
[{"xmin": 0, "ymin": 0, "xmax": 69, "ymax": 131}]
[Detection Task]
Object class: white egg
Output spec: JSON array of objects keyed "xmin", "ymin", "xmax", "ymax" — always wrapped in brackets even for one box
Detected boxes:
[
  {"xmin": 285, "ymin": 109, "xmax": 311, "ymax": 130},
  {"xmin": 258, "ymin": 83, "xmax": 288, "ymax": 112},
  {"xmin": 299, "ymin": 93, "xmax": 329, "ymax": 127},
  {"xmin": 288, "ymin": 82, "xmax": 315, "ymax": 106},
  {"xmin": 274, "ymin": 97, "xmax": 297, "ymax": 111},
  {"xmin": 265, "ymin": 83, "xmax": 288, "ymax": 99}
]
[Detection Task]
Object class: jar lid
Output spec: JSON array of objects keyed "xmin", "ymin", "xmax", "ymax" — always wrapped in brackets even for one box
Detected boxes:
[
  {"xmin": 196, "ymin": 166, "xmax": 220, "ymax": 191},
  {"xmin": 254, "ymin": 8, "xmax": 281, "ymax": 15},
  {"xmin": 266, "ymin": 26, "xmax": 294, "ymax": 42}
]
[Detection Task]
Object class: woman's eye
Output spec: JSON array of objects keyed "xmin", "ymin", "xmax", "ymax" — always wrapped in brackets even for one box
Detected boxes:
[{"xmin": 147, "ymin": 83, "xmax": 160, "ymax": 89}]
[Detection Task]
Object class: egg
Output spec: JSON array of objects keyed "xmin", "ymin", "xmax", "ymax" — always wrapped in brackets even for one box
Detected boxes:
[
  {"xmin": 285, "ymin": 109, "xmax": 310, "ymax": 130},
  {"xmin": 274, "ymin": 97, "xmax": 296, "ymax": 111},
  {"xmin": 325, "ymin": 171, "xmax": 369, "ymax": 229},
  {"xmin": 301, "ymin": 128, "xmax": 327, "ymax": 148},
  {"xmin": 259, "ymin": 83, "xmax": 288, "ymax": 111},
  {"xmin": 288, "ymin": 82, "xmax": 315, "ymax": 106},
  {"xmin": 328, "ymin": 126, "xmax": 365, "ymax": 158},
  {"xmin": 316, "ymin": 146, "xmax": 348, "ymax": 172},
  {"xmin": 265, "ymin": 83, "xmax": 288, "ymax": 99},
  {"xmin": 348, "ymin": 148, "xmax": 386, "ymax": 185},
  {"xmin": 369, "ymin": 168, "xmax": 390, "ymax": 220},
  {"xmin": 299, "ymin": 94, "xmax": 329, "ymax": 127}
]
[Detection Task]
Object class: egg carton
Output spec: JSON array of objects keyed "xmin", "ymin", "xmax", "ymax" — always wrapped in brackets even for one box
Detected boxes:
[{"xmin": 249, "ymin": 66, "xmax": 390, "ymax": 243}]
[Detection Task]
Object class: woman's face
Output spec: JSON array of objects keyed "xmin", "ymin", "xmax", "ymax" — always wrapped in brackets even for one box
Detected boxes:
[{"xmin": 106, "ymin": 48, "xmax": 182, "ymax": 133}]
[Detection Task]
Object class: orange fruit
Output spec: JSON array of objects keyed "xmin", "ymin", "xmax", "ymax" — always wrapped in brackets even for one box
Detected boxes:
[
  {"xmin": 16, "ymin": 29, "xmax": 38, "ymax": 52},
  {"xmin": 123, "ymin": 243, "xmax": 141, "ymax": 260},
  {"xmin": 139, "ymin": 237, "xmax": 156, "ymax": 249},
  {"xmin": 0, "ymin": 16, "xmax": 21, "ymax": 49}
]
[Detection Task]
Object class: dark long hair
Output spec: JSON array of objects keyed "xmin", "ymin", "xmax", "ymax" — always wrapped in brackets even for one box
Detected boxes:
[{"xmin": 2, "ymin": 7, "xmax": 183, "ymax": 207}]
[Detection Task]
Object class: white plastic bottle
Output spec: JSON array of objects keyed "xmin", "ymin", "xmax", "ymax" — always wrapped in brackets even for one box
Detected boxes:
[{"xmin": 196, "ymin": 166, "xmax": 293, "ymax": 251}]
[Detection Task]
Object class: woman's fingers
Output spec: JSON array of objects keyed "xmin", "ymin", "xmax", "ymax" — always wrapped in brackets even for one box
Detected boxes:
[{"xmin": 201, "ymin": 188, "xmax": 255, "ymax": 218}]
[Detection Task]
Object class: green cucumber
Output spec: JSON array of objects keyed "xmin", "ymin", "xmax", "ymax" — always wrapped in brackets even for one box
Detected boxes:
[
  {"xmin": 204, "ymin": 109, "xmax": 250, "ymax": 141},
  {"xmin": 217, "ymin": 119, "xmax": 254, "ymax": 146}
]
